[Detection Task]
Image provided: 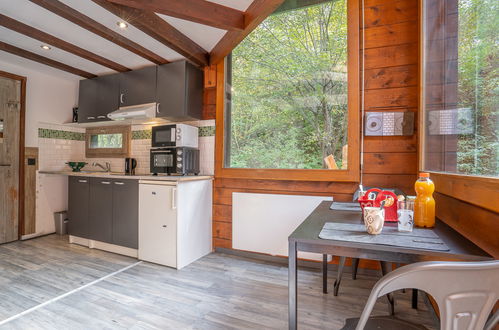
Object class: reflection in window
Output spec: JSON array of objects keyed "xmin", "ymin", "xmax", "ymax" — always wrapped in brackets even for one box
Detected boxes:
[
  {"xmin": 225, "ymin": 0, "xmax": 348, "ymax": 170},
  {"xmin": 89, "ymin": 133, "xmax": 123, "ymax": 149},
  {"xmin": 423, "ymin": 0, "xmax": 498, "ymax": 177}
]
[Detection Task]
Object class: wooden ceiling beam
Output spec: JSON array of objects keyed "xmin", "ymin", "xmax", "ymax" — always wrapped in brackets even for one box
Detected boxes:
[
  {"xmin": 28, "ymin": 0, "xmax": 168, "ymax": 65},
  {"xmin": 106, "ymin": 0, "xmax": 245, "ymax": 31},
  {"xmin": 0, "ymin": 13, "xmax": 130, "ymax": 72},
  {"xmin": 92, "ymin": 0, "xmax": 208, "ymax": 67},
  {"xmin": 0, "ymin": 41, "xmax": 97, "ymax": 78},
  {"xmin": 210, "ymin": 0, "xmax": 286, "ymax": 65}
]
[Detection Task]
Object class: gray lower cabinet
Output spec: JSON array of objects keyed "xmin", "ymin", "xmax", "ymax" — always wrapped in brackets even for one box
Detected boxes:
[
  {"xmin": 68, "ymin": 176, "xmax": 90, "ymax": 238},
  {"xmin": 88, "ymin": 178, "xmax": 114, "ymax": 244},
  {"xmin": 112, "ymin": 179, "xmax": 138, "ymax": 249},
  {"xmin": 68, "ymin": 177, "xmax": 138, "ymax": 249}
]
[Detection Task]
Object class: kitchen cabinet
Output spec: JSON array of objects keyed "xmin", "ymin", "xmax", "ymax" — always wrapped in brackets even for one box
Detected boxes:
[
  {"xmin": 156, "ymin": 61, "xmax": 203, "ymax": 121},
  {"xmin": 68, "ymin": 176, "xmax": 89, "ymax": 238},
  {"xmin": 119, "ymin": 66, "xmax": 157, "ymax": 107},
  {"xmin": 138, "ymin": 179, "xmax": 212, "ymax": 269},
  {"xmin": 88, "ymin": 178, "xmax": 113, "ymax": 244},
  {"xmin": 68, "ymin": 177, "xmax": 138, "ymax": 249},
  {"xmin": 77, "ymin": 74, "xmax": 118, "ymax": 123},
  {"xmin": 112, "ymin": 179, "xmax": 138, "ymax": 249}
]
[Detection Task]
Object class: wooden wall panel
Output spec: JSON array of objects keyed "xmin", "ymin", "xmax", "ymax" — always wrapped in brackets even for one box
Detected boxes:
[
  {"xmin": 210, "ymin": 0, "xmax": 420, "ymax": 254},
  {"xmin": 23, "ymin": 147, "xmax": 38, "ymax": 235},
  {"xmin": 435, "ymin": 193, "xmax": 499, "ymax": 258}
]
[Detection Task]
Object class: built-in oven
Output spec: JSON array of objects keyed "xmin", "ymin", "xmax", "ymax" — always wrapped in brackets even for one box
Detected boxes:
[
  {"xmin": 151, "ymin": 124, "xmax": 198, "ymax": 148},
  {"xmin": 150, "ymin": 147, "xmax": 200, "ymax": 176}
]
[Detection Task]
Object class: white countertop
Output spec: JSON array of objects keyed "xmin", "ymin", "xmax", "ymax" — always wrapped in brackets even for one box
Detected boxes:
[{"xmin": 39, "ymin": 171, "xmax": 213, "ymax": 182}]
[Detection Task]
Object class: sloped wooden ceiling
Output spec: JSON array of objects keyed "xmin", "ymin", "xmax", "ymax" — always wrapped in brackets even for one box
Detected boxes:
[{"xmin": 0, "ymin": 0, "xmax": 285, "ymax": 78}]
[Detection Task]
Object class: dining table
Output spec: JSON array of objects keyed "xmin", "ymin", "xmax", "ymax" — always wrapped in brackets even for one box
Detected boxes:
[{"xmin": 288, "ymin": 201, "xmax": 493, "ymax": 330}]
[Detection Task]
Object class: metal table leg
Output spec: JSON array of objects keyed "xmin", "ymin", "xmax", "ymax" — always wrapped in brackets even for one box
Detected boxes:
[
  {"xmin": 323, "ymin": 254, "xmax": 328, "ymax": 294},
  {"xmin": 333, "ymin": 256, "xmax": 346, "ymax": 296},
  {"xmin": 351, "ymin": 258, "xmax": 360, "ymax": 280},
  {"xmin": 412, "ymin": 289, "xmax": 418, "ymax": 309},
  {"xmin": 289, "ymin": 240, "xmax": 298, "ymax": 330},
  {"xmin": 380, "ymin": 261, "xmax": 395, "ymax": 315}
]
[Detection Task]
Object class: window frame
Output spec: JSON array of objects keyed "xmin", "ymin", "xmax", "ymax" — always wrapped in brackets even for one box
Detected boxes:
[
  {"xmin": 419, "ymin": 0, "xmax": 498, "ymax": 212},
  {"xmin": 85, "ymin": 125, "xmax": 130, "ymax": 158},
  {"xmin": 215, "ymin": 0, "xmax": 360, "ymax": 182}
]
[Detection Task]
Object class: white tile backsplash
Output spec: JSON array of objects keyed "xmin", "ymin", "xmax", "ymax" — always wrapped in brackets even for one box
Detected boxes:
[{"xmin": 38, "ymin": 122, "xmax": 215, "ymax": 175}]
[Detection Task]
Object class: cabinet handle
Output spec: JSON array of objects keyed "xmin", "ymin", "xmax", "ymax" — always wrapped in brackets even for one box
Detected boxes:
[
  {"xmin": 172, "ymin": 188, "xmax": 177, "ymax": 210},
  {"xmin": 120, "ymin": 93, "xmax": 124, "ymax": 104},
  {"xmin": 97, "ymin": 115, "xmax": 106, "ymax": 119},
  {"xmin": 87, "ymin": 116, "xmax": 95, "ymax": 120},
  {"xmin": 114, "ymin": 182, "xmax": 124, "ymax": 185},
  {"xmin": 78, "ymin": 179, "xmax": 87, "ymax": 183},
  {"xmin": 156, "ymin": 102, "xmax": 160, "ymax": 114},
  {"xmin": 101, "ymin": 181, "xmax": 111, "ymax": 185}
]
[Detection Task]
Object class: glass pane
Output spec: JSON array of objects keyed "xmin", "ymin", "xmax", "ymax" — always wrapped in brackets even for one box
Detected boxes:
[
  {"xmin": 423, "ymin": 0, "xmax": 498, "ymax": 177},
  {"xmin": 89, "ymin": 133, "xmax": 123, "ymax": 149},
  {"xmin": 225, "ymin": 0, "xmax": 349, "ymax": 170}
]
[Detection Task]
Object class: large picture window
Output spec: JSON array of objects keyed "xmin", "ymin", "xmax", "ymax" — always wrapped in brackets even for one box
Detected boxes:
[
  {"xmin": 220, "ymin": 0, "xmax": 358, "ymax": 180},
  {"xmin": 422, "ymin": 0, "xmax": 498, "ymax": 177}
]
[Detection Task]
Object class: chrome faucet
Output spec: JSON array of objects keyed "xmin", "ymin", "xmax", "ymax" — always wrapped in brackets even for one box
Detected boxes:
[{"xmin": 92, "ymin": 162, "xmax": 111, "ymax": 172}]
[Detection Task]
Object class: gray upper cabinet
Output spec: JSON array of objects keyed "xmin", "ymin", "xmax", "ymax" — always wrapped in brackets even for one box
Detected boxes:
[
  {"xmin": 68, "ymin": 176, "xmax": 89, "ymax": 238},
  {"xmin": 77, "ymin": 74, "xmax": 118, "ymax": 123},
  {"xmin": 88, "ymin": 178, "xmax": 114, "ymax": 244},
  {"xmin": 77, "ymin": 61, "xmax": 202, "ymax": 123},
  {"xmin": 77, "ymin": 79, "xmax": 97, "ymax": 123},
  {"xmin": 119, "ymin": 66, "xmax": 157, "ymax": 107},
  {"xmin": 112, "ymin": 179, "xmax": 138, "ymax": 249},
  {"xmin": 157, "ymin": 61, "xmax": 203, "ymax": 120}
]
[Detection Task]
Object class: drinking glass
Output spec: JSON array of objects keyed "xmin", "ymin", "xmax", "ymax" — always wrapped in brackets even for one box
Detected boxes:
[{"xmin": 397, "ymin": 199, "xmax": 414, "ymax": 232}]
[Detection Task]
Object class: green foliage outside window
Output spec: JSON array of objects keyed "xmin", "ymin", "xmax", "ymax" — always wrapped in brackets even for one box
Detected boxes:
[
  {"xmin": 226, "ymin": 0, "xmax": 348, "ymax": 170},
  {"xmin": 456, "ymin": 0, "xmax": 498, "ymax": 176},
  {"xmin": 89, "ymin": 133, "xmax": 123, "ymax": 149}
]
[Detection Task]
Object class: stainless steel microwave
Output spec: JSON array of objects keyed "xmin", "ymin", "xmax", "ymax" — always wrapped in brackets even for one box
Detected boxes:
[
  {"xmin": 150, "ymin": 147, "xmax": 200, "ymax": 176},
  {"xmin": 151, "ymin": 124, "xmax": 198, "ymax": 148}
]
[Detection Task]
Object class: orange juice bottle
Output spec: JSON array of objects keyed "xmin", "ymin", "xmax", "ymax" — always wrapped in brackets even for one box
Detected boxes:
[{"xmin": 414, "ymin": 173, "xmax": 435, "ymax": 227}]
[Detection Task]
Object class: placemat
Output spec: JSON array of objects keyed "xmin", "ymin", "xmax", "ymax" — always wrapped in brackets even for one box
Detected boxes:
[
  {"xmin": 329, "ymin": 202, "xmax": 362, "ymax": 212},
  {"xmin": 319, "ymin": 222, "xmax": 450, "ymax": 251}
]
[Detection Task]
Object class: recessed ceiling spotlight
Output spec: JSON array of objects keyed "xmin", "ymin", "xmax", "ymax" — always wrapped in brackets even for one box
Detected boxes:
[
  {"xmin": 40, "ymin": 44, "xmax": 51, "ymax": 50},
  {"xmin": 116, "ymin": 21, "xmax": 128, "ymax": 29}
]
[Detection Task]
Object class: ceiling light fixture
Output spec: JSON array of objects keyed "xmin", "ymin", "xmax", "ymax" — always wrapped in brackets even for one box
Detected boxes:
[
  {"xmin": 116, "ymin": 21, "xmax": 128, "ymax": 29},
  {"xmin": 40, "ymin": 44, "xmax": 51, "ymax": 50}
]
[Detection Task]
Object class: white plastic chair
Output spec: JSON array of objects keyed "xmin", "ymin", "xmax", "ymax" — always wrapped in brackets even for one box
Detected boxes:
[{"xmin": 346, "ymin": 260, "xmax": 499, "ymax": 330}]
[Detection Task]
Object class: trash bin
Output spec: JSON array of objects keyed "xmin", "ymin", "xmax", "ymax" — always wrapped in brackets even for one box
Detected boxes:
[{"xmin": 54, "ymin": 211, "xmax": 68, "ymax": 235}]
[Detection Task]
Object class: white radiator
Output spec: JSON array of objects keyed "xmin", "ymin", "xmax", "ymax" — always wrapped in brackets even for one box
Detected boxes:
[{"xmin": 232, "ymin": 192, "xmax": 332, "ymax": 261}]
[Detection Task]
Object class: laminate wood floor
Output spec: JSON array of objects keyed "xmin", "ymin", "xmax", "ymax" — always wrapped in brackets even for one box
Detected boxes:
[{"xmin": 0, "ymin": 235, "xmax": 438, "ymax": 329}]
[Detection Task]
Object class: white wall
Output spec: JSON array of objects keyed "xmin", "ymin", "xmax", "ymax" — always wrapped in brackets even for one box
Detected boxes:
[
  {"xmin": 1, "ymin": 53, "xmax": 80, "ymax": 238},
  {"xmin": 0, "ymin": 52, "xmax": 80, "ymax": 146}
]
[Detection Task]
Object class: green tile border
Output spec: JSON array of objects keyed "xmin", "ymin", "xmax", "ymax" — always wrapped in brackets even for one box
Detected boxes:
[
  {"xmin": 38, "ymin": 128, "xmax": 85, "ymax": 141},
  {"xmin": 132, "ymin": 130, "xmax": 152, "ymax": 140},
  {"xmin": 38, "ymin": 126, "xmax": 216, "ymax": 141},
  {"xmin": 131, "ymin": 126, "xmax": 215, "ymax": 140},
  {"xmin": 199, "ymin": 126, "xmax": 215, "ymax": 137}
]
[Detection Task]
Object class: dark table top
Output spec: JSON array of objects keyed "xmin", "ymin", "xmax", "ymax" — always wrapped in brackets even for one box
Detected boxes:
[{"xmin": 289, "ymin": 201, "xmax": 493, "ymax": 262}]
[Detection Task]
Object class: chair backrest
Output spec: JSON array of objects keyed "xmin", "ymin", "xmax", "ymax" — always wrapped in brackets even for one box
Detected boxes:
[{"xmin": 355, "ymin": 260, "xmax": 499, "ymax": 330}]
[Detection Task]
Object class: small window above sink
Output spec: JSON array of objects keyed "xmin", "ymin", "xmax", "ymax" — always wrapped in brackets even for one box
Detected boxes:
[{"xmin": 86, "ymin": 126, "xmax": 130, "ymax": 158}]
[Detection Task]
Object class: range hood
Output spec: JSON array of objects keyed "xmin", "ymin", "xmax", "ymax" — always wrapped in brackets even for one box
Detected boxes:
[{"xmin": 107, "ymin": 102, "xmax": 158, "ymax": 121}]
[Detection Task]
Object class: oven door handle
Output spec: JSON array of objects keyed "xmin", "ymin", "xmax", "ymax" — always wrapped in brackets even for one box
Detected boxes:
[{"xmin": 150, "ymin": 150, "xmax": 172, "ymax": 154}]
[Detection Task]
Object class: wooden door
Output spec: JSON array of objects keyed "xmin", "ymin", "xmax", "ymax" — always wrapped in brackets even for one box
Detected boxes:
[{"xmin": 0, "ymin": 76, "xmax": 21, "ymax": 243}]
